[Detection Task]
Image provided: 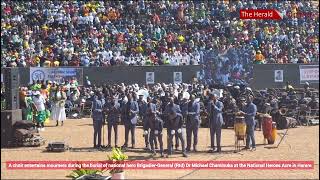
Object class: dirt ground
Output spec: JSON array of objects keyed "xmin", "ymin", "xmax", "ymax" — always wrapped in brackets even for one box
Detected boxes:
[{"xmin": 1, "ymin": 118, "xmax": 319, "ymax": 179}]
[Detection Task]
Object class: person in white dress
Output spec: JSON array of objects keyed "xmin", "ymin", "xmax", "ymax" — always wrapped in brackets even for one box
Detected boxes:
[{"xmin": 51, "ymin": 85, "xmax": 67, "ymax": 126}]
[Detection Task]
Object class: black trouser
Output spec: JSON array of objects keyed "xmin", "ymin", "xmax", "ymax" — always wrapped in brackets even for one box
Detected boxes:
[
  {"xmin": 21, "ymin": 107, "xmax": 27, "ymax": 120},
  {"xmin": 210, "ymin": 125, "xmax": 222, "ymax": 150},
  {"xmin": 144, "ymin": 129, "xmax": 158, "ymax": 148},
  {"xmin": 93, "ymin": 120, "xmax": 103, "ymax": 147},
  {"xmin": 107, "ymin": 123, "xmax": 118, "ymax": 146},
  {"xmin": 149, "ymin": 130, "xmax": 163, "ymax": 153},
  {"xmin": 36, "ymin": 122, "xmax": 44, "ymax": 128},
  {"xmin": 166, "ymin": 128, "xmax": 179, "ymax": 149},
  {"xmin": 124, "ymin": 124, "xmax": 136, "ymax": 146},
  {"xmin": 167, "ymin": 130, "xmax": 185, "ymax": 155},
  {"xmin": 186, "ymin": 119, "xmax": 199, "ymax": 150}
]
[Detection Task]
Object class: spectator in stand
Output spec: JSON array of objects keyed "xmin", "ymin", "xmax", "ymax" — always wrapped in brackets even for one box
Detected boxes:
[{"xmin": 1, "ymin": 1, "xmax": 319, "ymax": 85}]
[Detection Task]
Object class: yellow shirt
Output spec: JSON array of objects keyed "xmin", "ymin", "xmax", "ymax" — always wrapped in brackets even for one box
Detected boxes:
[
  {"xmin": 177, "ymin": 35, "xmax": 185, "ymax": 43},
  {"xmin": 44, "ymin": 61, "xmax": 51, "ymax": 67},
  {"xmin": 136, "ymin": 46, "xmax": 143, "ymax": 53},
  {"xmin": 137, "ymin": 33, "xmax": 143, "ymax": 39},
  {"xmin": 23, "ymin": 41, "xmax": 29, "ymax": 49},
  {"xmin": 35, "ymin": 57, "xmax": 41, "ymax": 63},
  {"xmin": 53, "ymin": 61, "xmax": 60, "ymax": 66}
]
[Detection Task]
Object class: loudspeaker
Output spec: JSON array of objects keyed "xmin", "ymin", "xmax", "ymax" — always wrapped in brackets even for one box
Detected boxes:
[
  {"xmin": 3, "ymin": 68, "xmax": 20, "ymax": 110},
  {"xmin": 5, "ymin": 88, "xmax": 20, "ymax": 110},
  {"xmin": 4, "ymin": 68, "xmax": 20, "ymax": 89},
  {"xmin": 1, "ymin": 109, "xmax": 22, "ymax": 147}
]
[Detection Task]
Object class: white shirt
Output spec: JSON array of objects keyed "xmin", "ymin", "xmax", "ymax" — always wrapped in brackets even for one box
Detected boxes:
[{"xmin": 33, "ymin": 95, "xmax": 46, "ymax": 111}]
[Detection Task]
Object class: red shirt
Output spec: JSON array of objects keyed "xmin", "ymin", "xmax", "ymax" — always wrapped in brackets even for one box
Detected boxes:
[
  {"xmin": 4, "ymin": 6, "xmax": 12, "ymax": 14},
  {"xmin": 166, "ymin": 33, "xmax": 174, "ymax": 43},
  {"xmin": 117, "ymin": 33, "xmax": 124, "ymax": 44},
  {"xmin": 150, "ymin": 54, "xmax": 158, "ymax": 64},
  {"xmin": 152, "ymin": 14, "xmax": 160, "ymax": 24}
]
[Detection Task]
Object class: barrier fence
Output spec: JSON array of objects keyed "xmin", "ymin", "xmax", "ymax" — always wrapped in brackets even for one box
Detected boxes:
[
  {"xmin": 1, "ymin": 66, "xmax": 201, "ymax": 86},
  {"xmin": 1, "ymin": 64, "xmax": 318, "ymax": 89},
  {"xmin": 251, "ymin": 64, "xmax": 319, "ymax": 89}
]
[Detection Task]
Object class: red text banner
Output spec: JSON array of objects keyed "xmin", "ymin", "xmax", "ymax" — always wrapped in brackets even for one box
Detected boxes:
[{"xmin": 6, "ymin": 161, "xmax": 314, "ymax": 170}]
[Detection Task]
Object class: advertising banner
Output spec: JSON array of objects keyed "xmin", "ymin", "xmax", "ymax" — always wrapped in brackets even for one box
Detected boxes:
[
  {"xmin": 299, "ymin": 65, "xmax": 319, "ymax": 84},
  {"xmin": 30, "ymin": 68, "xmax": 83, "ymax": 85}
]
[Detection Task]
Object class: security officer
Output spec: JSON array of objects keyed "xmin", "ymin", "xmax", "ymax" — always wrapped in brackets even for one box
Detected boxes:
[
  {"xmin": 106, "ymin": 96, "xmax": 121, "ymax": 148},
  {"xmin": 164, "ymin": 96, "xmax": 181, "ymax": 151},
  {"xmin": 167, "ymin": 110, "xmax": 187, "ymax": 157},
  {"xmin": 121, "ymin": 93, "xmax": 139, "ymax": 149},
  {"xmin": 137, "ymin": 94, "xmax": 146, "ymax": 118},
  {"xmin": 180, "ymin": 96, "xmax": 189, "ymax": 124},
  {"xmin": 92, "ymin": 95, "xmax": 104, "ymax": 148},
  {"xmin": 142, "ymin": 97, "xmax": 158, "ymax": 150},
  {"xmin": 143, "ymin": 102, "xmax": 164, "ymax": 157},
  {"xmin": 268, "ymin": 94, "xmax": 280, "ymax": 124},
  {"xmin": 222, "ymin": 93, "xmax": 238, "ymax": 128},
  {"xmin": 308, "ymin": 95, "xmax": 319, "ymax": 116},
  {"xmin": 298, "ymin": 93, "xmax": 309, "ymax": 105},
  {"xmin": 207, "ymin": 93, "xmax": 224, "ymax": 153},
  {"xmin": 304, "ymin": 82, "xmax": 312, "ymax": 97},
  {"xmin": 186, "ymin": 95, "xmax": 200, "ymax": 152},
  {"xmin": 242, "ymin": 95, "xmax": 257, "ymax": 151},
  {"xmin": 308, "ymin": 95, "xmax": 319, "ymax": 109}
]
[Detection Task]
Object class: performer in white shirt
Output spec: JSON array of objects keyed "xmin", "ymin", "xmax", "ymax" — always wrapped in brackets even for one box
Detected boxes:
[{"xmin": 32, "ymin": 91, "xmax": 46, "ymax": 131}]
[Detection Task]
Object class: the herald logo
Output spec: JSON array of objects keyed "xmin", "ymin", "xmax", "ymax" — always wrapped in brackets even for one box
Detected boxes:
[{"xmin": 240, "ymin": 9, "xmax": 282, "ymax": 20}]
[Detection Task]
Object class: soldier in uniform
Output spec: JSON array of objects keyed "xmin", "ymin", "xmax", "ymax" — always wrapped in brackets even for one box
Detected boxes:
[
  {"xmin": 308, "ymin": 95, "xmax": 319, "ymax": 116},
  {"xmin": 268, "ymin": 94, "xmax": 280, "ymax": 123},
  {"xmin": 298, "ymin": 93, "xmax": 309, "ymax": 105},
  {"xmin": 242, "ymin": 95, "xmax": 257, "ymax": 151},
  {"xmin": 279, "ymin": 93, "xmax": 290, "ymax": 108},
  {"xmin": 142, "ymin": 97, "xmax": 158, "ymax": 150},
  {"xmin": 143, "ymin": 99, "xmax": 164, "ymax": 157},
  {"xmin": 166, "ymin": 110, "xmax": 187, "ymax": 157},
  {"xmin": 106, "ymin": 96, "xmax": 121, "ymax": 148},
  {"xmin": 222, "ymin": 93, "xmax": 238, "ymax": 128},
  {"xmin": 92, "ymin": 95, "xmax": 104, "ymax": 148},
  {"xmin": 207, "ymin": 93, "xmax": 224, "ymax": 153},
  {"xmin": 121, "ymin": 94, "xmax": 139, "ymax": 149},
  {"xmin": 303, "ymin": 82, "xmax": 312, "ymax": 98},
  {"xmin": 137, "ymin": 94, "xmax": 146, "ymax": 118},
  {"xmin": 186, "ymin": 95, "xmax": 200, "ymax": 152},
  {"xmin": 179, "ymin": 95, "xmax": 189, "ymax": 125},
  {"xmin": 164, "ymin": 96, "xmax": 181, "ymax": 151}
]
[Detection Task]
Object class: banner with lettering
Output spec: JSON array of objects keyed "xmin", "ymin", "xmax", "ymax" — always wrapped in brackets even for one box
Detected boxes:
[
  {"xmin": 30, "ymin": 68, "xmax": 83, "ymax": 85},
  {"xmin": 299, "ymin": 65, "xmax": 319, "ymax": 84}
]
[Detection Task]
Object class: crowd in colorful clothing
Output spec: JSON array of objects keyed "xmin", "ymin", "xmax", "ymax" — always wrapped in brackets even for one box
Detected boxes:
[{"xmin": 1, "ymin": 0, "xmax": 318, "ymax": 68}]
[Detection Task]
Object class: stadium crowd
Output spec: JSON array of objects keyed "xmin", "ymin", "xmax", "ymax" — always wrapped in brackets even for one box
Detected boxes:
[{"xmin": 1, "ymin": 0, "xmax": 319, "ymax": 69}]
